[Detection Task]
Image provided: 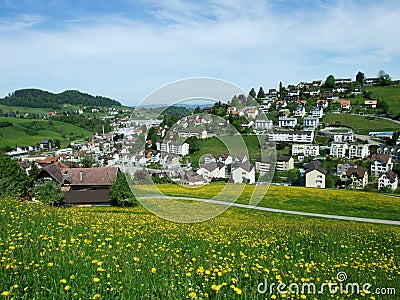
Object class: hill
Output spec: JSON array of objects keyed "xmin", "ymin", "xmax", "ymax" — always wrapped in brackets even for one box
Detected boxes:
[
  {"xmin": 0, "ymin": 89, "xmax": 121, "ymax": 109},
  {"xmin": 0, "ymin": 117, "xmax": 92, "ymax": 150}
]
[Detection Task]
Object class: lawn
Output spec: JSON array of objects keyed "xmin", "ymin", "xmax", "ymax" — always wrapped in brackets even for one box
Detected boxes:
[
  {"xmin": 0, "ymin": 198, "xmax": 399, "ymax": 299},
  {"xmin": 188, "ymin": 135, "xmax": 262, "ymax": 166},
  {"xmin": 134, "ymin": 183, "xmax": 400, "ymax": 221},
  {"xmin": 0, "ymin": 117, "xmax": 92, "ymax": 148},
  {"xmin": 362, "ymin": 84, "xmax": 400, "ymax": 116},
  {"xmin": 322, "ymin": 113, "xmax": 400, "ymax": 135}
]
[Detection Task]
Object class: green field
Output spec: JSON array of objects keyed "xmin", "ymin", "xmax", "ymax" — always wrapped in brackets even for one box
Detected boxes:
[
  {"xmin": 0, "ymin": 117, "xmax": 92, "ymax": 148},
  {"xmin": 362, "ymin": 84, "xmax": 400, "ymax": 116},
  {"xmin": 323, "ymin": 113, "xmax": 400, "ymax": 135},
  {"xmin": 0, "ymin": 198, "xmax": 399, "ymax": 299},
  {"xmin": 134, "ymin": 184, "xmax": 400, "ymax": 221},
  {"xmin": 189, "ymin": 135, "xmax": 262, "ymax": 166}
]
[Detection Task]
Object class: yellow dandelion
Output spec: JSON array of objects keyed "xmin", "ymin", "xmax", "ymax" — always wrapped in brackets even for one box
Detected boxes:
[
  {"xmin": 64, "ymin": 285, "xmax": 71, "ymax": 291},
  {"xmin": 48, "ymin": 262, "xmax": 54, "ymax": 267},
  {"xmin": 93, "ymin": 277, "xmax": 100, "ymax": 283},
  {"xmin": 1, "ymin": 291, "xmax": 10, "ymax": 297},
  {"xmin": 151, "ymin": 267, "xmax": 156, "ymax": 274},
  {"xmin": 92, "ymin": 294, "xmax": 101, "ymax": 299},
  {"xmin": 60, "ymin": 279, "xmax": 67, "ymax": 284}
]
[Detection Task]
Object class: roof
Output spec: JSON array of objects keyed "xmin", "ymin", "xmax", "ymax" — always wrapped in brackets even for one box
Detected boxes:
[
  {"xmin": 39, "ymin": 156, "xmax": 58, "ymax": 164},
  {"xmin": 380, "ymin": 170, "xmax": 398, "ymax": 182},
  {"xmin": 340, "ymin": 100, "xmax": 351, "ymax": 106},
  {"xmin": 346, "ymin": 167, "xmax": 367, "ymax": 178},
  {"xmin": 371, "ymin": 154, "xmax": 390, "ymax": 164},
  {"xmin": 200, "ymin": 162, "xmax": 219, "ymax": 172},
  {"xmin": 277, "ymin": 155, "xmax": 292, "ymax": 162},
  {"xmin": 305, "ymin": 161, "xmax": 327, "ymax": 175},
  {"xmin": 40, "ymin": 139, "xmax": 52, "ymax": 144},
  {"xmin": 233, "ymin": 160, "xmax": 253, "ymax": 172},
  {"xmin": 364, "ymin": 100, "xmax": 378, "ymax": 105},
  {"xmin": 39, "ymin": 165, "xmax": 118, "ymax": 186}
]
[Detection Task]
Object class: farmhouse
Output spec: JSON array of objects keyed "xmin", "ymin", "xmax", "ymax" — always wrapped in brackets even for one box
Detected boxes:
[{"xmin": 36, "ymin": 165, "xmax": 119, "ymax": 205}]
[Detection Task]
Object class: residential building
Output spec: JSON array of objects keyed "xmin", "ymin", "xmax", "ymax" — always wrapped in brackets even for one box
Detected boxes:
[
  {"xmin": 278, "ymin": 109, "xmax": 290, "ymax": 117},
  {"xmin": 276, "ymin": 156, "xmax": 294, "ymax": 171},
  {"xmin": 197, "ymin": 162, "xmax": 226, "ymax": 180},
  {"xmin": 218, "ymin": 154, "xmax": 233, "ymax": 165},
  {"xmin": 363, "ymin": 78, "xmax": 378, "ymax": 86},
  {"xmin": 267, "ymin": 130, "xmax": 314, "ymax": 143},
  {"xmin": 378, "ymin": 170, "xmax": 398, "ymax": 191},
  {"xmin": 348, "ymin": 144, "xmax": 369, "ymax": 159},
  {"xmin": 181, "ymin": 171, "xmax": 207, "ymax": 186},
  {"xmin": 255, "ymin": 119, "xmax": 273, "ymax": 130},
  {"xmin": 336, "ymin": 162, "xmax": 357, "ymax": 178},
  {"xmin": 340, "ymin": 100, "xmax": 351, "ymax": 110},
  {"xmin": 231, "ymin": 161, "xmax": 255, "ymax": 184},
  {"xmin": 378, "ymin": 145, "xmax": 400, "ymax": 162},
  {"xmin": 310, "ymin": 106, "xmax": 323, "ymax": 118},
  {"xmin": 371, "ymin": 154, "xmax": 393, "ymax": 175},
  {"xmin": 246, "ymin": 109, "xmax": 259, "ymax": 119},
  {"xmin": 179, "ymin": 129, "xmax": 208, "ymax": 139},
  {"xmin": 255, "ymin": 157, "xmax": 272, "ymax": 174},
  {"xmin": 330, "ymin": 143, "xmax": 349, "ymax": 158},
  {"xmin": 292, "ymin": 144, "xmax": 320, "ymax": 157},
  {"xmin": 293, "ymin": 105, "xmax": 306, "ymax": 118},
  {"xmin": 156, "ymin": 140, "xmax": 189, "ymax": 156},
  {"xmin": 335, "ymin": 78, "xmax": 352, "ymax": 85},
  {"xmin": 40, "ymin": 139, "xmax": 52, "ymax": 150},
  {"xmin": 303, "ymin": 117, "xmax": 319, "ymax": 129},
  {"xmin": 283, "ymin": 95, "xmax": 299, "ymax": 102},
  {"xmin": 36, "ymin": 165, "xmax": 119, "ymax": 205},
  {"xmin": 364, "ymin": 100, "xmax": 378, "ymax": 109},
  {"xmin": 345, "ymin": 167, "xmax": 368, "ymax": 190},
  {"xmin": 278, "ymin": 117, "xmax": 297, "ymax": 128},
  {"xmin": 304, "ymin": 161, "xmax": 326, "ymax": 188},
  {"xmin": 333, "ymin": 132, "xmax": 355, "ymax": 143},
  {"xmin": 316, "ymin": 99, "xmax": 328, "ymax": 108}
]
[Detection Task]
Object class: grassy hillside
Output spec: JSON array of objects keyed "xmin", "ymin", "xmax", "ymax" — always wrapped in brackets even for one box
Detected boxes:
[
  {"xmin": 134, "ymin": 184, "xmax": 400, "ymax": 221},
  {"xmin": 362, "ymin": 84, "xmax": 400, "ymax": 116},
  {"xmin": 0, "ymin": 117, "xmax": 92, "ymax": 149},
  {"xmin": 188, "ymin": 135, "xmax": 262, "ymax": 166},
  {"xmin": 0, "ymin": 198, "xmax": 398, "ymax": 299},
  {"xmin": 323, "ymin": 113, "xmax": 400, "ymax": 134}
]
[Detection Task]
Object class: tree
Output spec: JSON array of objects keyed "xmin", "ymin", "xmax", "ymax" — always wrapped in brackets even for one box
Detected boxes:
[
  {"xmin": 109, "ymin": 172, "xmax": 137, "ymax": 207},
  {"xmin": 186, "ymin": 136, "xmax": 200, "ymax": 153},
  {"xmin": 28, "ymin": 162, "xmax": 40, "ymax": 185},
  {"xmin": 80, "ymin": 154, "xmax": 96, "ymax": 168},
  {"xmin": 325, "ymin": 175, "xmax": 335, "ymax": 188},
  {"xmin": 194, "ymin": 106, "xmax": 202, "ymax": 114},
  {"xmin": 378, "ymin": 100, "xmax": 389, "ymax": 114},
  {"xmin": 31, "ymin": 181, "xmax": 64, "ymax": 206},
  {"xmin": 147, "ymin": 126, "xmax": 159, "ymax": 150},
  {"xmin": 231, "ymin": 95, "xmax": 239, "ymax": 106},
  {"xmin": 0, "ymin": 155, "xmax": 29, "ymax": 198},
  {"xmin": 249, "ymin": 88, "xmax": 256, "ymax": 99},
  {"xmin": 377, "ymin": 70, "xmax": 392, "ymax": 86},
  {"xmin": 324, "ymin": 75, "xmax": 336, "ymax": 89},
  {"xmin": 257, "ymin": 87, "xmax": 266, "ymax": 99},
  {"xmin": 54, "ymin": 139, "xmax": 61, "ymax": 149},
  {"xmin": 356, "ymin": 71, "xmax": 365, "ymax": 84}
]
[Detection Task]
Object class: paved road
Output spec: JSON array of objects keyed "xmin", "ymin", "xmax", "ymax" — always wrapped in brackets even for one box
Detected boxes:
[{"xmin": 138, "ymin": 196, "xmax": 400, "ymax": 226}]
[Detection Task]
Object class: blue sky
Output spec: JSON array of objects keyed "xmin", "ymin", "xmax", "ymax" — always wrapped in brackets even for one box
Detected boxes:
[{"xmin": 0, "ymin": 0, "xmax": 399, "ymax": 105}]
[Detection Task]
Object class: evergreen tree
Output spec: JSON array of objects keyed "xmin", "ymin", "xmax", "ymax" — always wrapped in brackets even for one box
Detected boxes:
[
  {"xmin": 249, "ymin": 88, "xmax": 257, "ymax": 99},
  {"xmin": 0, "ymin": 155, "xmax": 28, "ymax": 198},
  {"xmin": 324, "ymin": 75, "xmax": 336, "ymax": 89},
  {"xmin": 356, "ymin": 71, "xmax": 365, "ymax": 84},
  {"xmin": 257, "ymin": 87, "xmax": 266, "ymax": 99},
  {"xmin": 110, "ymin": 172, "xmax": 137, "ymax": 207}
]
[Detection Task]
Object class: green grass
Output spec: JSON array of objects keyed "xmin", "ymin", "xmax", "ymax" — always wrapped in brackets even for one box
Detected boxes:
[
  {"xmin": 323, "ymin": 113, "xmax": 400, "ymax": 135},
  {"xmin": 134, "ymin": 184, "xmax": 400, "ymax": 221},
  {"xmin": 189, "ymin": 136, "xmax": 262, "ymax": 166},
  {"xmin": 362, "ymin": 84, "xmax": 400, "ymax": 116},
  {"xmin": 0, "ymin": 198, "xmax": 399, "ymax": 299},
  {"xmin": 0, "ymin": 117, "xmax": 92, "ymax": 148}
]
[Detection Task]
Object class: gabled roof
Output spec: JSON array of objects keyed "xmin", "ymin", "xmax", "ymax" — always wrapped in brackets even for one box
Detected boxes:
[
  {"xmin": 346, "ymin": 167, "xmax": 367, "ymax": 179},
  {"xmin": 277, "ymin": 155, "xmax": 292, "ymax": 162},
  {"xmin": 371, "ymin": 154, "xmax": 390, "ymax": 164},
  {"xmin": 233, "ymin": 160, "xmax": 253, "ymax": 172},
  {"xmin": 304, "ymin": 161, "xmax": 327, "ymax": 175},
  {"xmin": 380, "ymin": 170, "xmax": 398, "ymax": 182}
]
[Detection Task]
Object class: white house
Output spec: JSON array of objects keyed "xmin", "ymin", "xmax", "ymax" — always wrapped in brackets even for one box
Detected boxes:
[
  {"xmin": 278, "ymin": 117, "xmax": 297, "ymax": 128},
  {"xmin": 378, "ymin": 171, "xmax": 398, "ymax": 191},
  {"xmin": 255, "ymin": 157, "xmax": 272, "ymax": 174},
  {"xmin": 218, "ymin": 154, "xmax": 233, "ymax": 165},
  {"xmin": 276, "ymin": 156, "xmax": 294, "ymax": 171},
  {"xmin": 292, "ymin": 144, "xmax": 320, "ymax": 157},
  {"xmin": 304, "ymin": 161, "xmax": 326, "ymax": 189},
  {"xmin": 294, "ymin": 105, "xmax": 306, "ymax": 118},
  {"xmin": 371, "ymin": 154, "xmax": 393, "ymax": 176},
  {"xmin": 255, "ymin": 119, "xmax": 273, "ymax": 130},
  {"xmin": 156, "ymin": 141, "xmax": 189, "ymax": 156},
  {"xmin": 268, "ymin": 130, "xmax": 314, "ymax": 143},
  {"xmin": 246, "ymin": 109, "xmax": 259, "ymax": 119},
  {"xmin": 348, "ymin": 144, "xmax": 370, "ymax": 159},
  {"xmin": 310, "ymin": 106, "xmax": 323, "ymax": 118},
  {"xmin": 330, "ymin": 143, "xmax": 349, "ymax": 158},
  {"xmin": 340, "ymin": 100, "xmax": 351, "ymax": 110},
  {"xmin": 333, "ymin": 133, "xmax": 355, "ymax": 143},
  {"xmin": 303, "ymin": 117, "xmax": 319, "ymax": 129},
  {"xmin": 231, "ymin": 161, "xmax": 255, "ymax": 184},
  {"xmin": 345, "ymin": 167, "xmax": 368, "ymax": 190},
  {"xmin": 197, "ymin": 162, "xmax": 226, "ymax": 180}
]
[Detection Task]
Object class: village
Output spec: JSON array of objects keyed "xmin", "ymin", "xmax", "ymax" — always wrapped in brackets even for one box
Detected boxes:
[{"xmin": 5, "ymin": 74, "xmax": 400, "ymax": 205}]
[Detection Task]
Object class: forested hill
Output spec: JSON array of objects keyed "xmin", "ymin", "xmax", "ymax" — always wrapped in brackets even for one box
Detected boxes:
[{"xmin": 0, "ymin": 89, "xmax": 121, "ymax": 108}]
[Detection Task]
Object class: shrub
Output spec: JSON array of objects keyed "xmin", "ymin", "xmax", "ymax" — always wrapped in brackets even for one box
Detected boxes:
[
  {"xmin": 110, "ymin": 172, "xmax": 137, "ymax": 207},
  {"xmin": 31, "ymin": 180, "xmax": 64, "ymax": 206},
  {"xmin": 0, "ymin": 155, "xmax": 28, "ymax": 198}
]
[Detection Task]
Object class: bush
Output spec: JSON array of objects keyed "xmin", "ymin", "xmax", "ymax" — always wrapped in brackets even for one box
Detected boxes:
[
  {"xmin": 110, "ymin": 172, "xmax": 137, "ymax": 207},
  {"xmin": 0, "ymin": 155, "xmax": 28, "ymax": 198},
  {"xmin": 31, "ymin": 180, "xmax": 64, "ymax": 206}
]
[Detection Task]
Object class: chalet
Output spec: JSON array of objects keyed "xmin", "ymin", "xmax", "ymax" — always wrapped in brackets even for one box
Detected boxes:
[
  {"xmin": 371, "ymin": 154, "xmax": 393, "ymax": 176},
  {"xmin": 197, "ymin": 162, "xmax": 226, "ymax": 180},
  {"xmin": 217, "ymin": 154, "xmax": 232, "ymax": 165},
  {"xmin": 344, "ymin": 167, "xmax": 368, "ymax": 189},
  {"xmin": 40, "ymin": 139, "xmax": 52, "ymax": 150},
  {"xmin": 364, "ymin": 100, "xmax": 378, "ymax": 109},
  {"xmin": 339, "ymin": 100, "xmax": 351, "ymax": 110},
  {"xmin": 378, "ymin": 170, "xmax": 398, "ymax": 191},
  {"xmin": 181, "ymin": 171, "xmax": 207, "ymax": 186},
  {"xmin": 36, "ymin": 165, "xmax": 119, "ymax": 205}
]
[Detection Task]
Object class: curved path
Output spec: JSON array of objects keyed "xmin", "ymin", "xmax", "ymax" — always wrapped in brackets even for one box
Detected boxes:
[{"xmin": 138, "ymin": 196, "xmax": 400, "ymax": 226}]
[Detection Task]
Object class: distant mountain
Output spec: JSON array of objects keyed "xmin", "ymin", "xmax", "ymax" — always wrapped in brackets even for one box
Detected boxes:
[{"xmin": 0, "ymin": 89, "xmax": 121, "ymax": 109}]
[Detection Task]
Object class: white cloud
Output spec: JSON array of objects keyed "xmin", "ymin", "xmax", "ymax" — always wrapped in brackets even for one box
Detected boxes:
[{"xmin": 0, "ymin": 0, "xmax": 399, "ymax": 104}]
